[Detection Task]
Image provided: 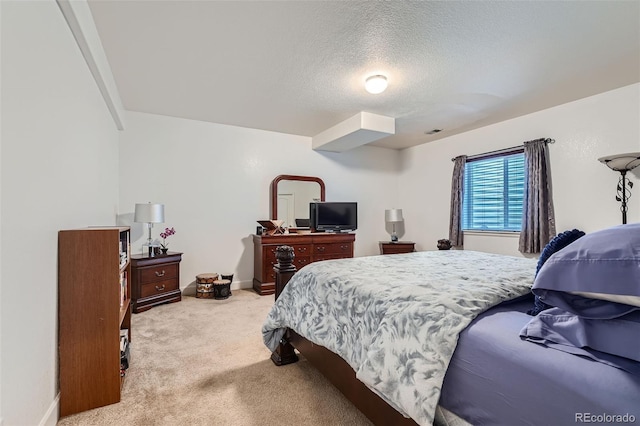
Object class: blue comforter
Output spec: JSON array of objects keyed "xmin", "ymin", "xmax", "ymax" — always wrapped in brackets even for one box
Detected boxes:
[{"xmin": 262, "ymin": 250, "xmax": 537, "ymax": 425}]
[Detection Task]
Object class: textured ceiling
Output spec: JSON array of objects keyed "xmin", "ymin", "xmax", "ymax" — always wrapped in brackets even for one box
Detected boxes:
[{"xmin": 88, "ymin": 1, "xmax": 640, "ymax": 150}]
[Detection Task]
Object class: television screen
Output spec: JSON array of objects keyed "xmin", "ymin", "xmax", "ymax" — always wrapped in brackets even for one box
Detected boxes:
[{"xmin": 310, "ymin": 202, "xmax": 357, "ymax": 232}]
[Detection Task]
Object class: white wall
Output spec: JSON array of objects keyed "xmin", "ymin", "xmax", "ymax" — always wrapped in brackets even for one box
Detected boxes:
[
  {"xmin": 118, "ymin": 111, "xmax": 401, "ymax": 291},
  {"xmin": 1, "ymin": 1, "xmax": 120, "ymax": 424},
  {"xmin": 399, "ymin": 83, "xmax": 640, "ymax": 255}
]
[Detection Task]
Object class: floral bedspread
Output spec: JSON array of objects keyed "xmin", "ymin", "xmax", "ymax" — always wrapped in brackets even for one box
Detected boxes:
[{"xmin": 262, "ymin": 250, "xmax": 536, "ymax": 426}]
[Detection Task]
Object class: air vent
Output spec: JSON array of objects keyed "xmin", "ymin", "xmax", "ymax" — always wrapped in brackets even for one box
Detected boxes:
[{"xmin": 425, "ymin": 129, "xmax": 443, "ymax": 135}]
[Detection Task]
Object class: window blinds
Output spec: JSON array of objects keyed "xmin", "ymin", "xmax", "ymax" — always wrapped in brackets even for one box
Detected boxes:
[{"xmin": 462, "ymin": 153, "xmax": 524, "ymax": 231}]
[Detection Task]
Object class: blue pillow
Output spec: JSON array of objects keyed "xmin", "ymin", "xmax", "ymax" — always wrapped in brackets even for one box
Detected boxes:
[
  {"xmin": 527, "ymin": 229, "xmax": 585, "ymax": 316},
  {"xmin": 521, "ymin": 307, "xmax": 640, "ymax": 375},
  {"xmin": 532, "ymin": 223, "xmax": 640, "ymax": 319}
]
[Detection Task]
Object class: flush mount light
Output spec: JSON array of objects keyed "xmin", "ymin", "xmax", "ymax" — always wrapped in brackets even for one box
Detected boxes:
[{"xmin": 365, "ymin": 75, "xmax": 388, "ymax": 94}]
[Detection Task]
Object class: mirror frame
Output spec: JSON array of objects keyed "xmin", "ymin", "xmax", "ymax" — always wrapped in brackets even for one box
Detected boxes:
[{"xmin": 270, "ymin": 174, "xmax": 326, "ymax": 220}]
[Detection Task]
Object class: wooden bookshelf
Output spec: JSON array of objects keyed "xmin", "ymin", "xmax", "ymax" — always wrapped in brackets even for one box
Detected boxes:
[{"xmin": 58, "ymin": 227, "xmax": 131, "ymax": 417}]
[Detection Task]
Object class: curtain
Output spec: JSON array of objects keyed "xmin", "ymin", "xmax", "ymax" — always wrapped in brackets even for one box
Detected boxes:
[
  {"xmin": 519, "ymin": 139, "xmax": 556, "ymax": 253},
  {"xmin": 449, "ymin": 155, "xmax": 466, "ymax": 247}
]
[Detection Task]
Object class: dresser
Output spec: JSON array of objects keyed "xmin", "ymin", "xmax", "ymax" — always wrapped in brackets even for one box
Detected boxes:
[
  {"xmin": 131, "ymin": 252, "xmax": 182, "ymax": 313},
  {"xmin": 253, "ymin": 233, "xmax": 355, "ymax": 295},
  {"xmin": 379, "ymin": 241, "xmax": 415, "ymax": 255}
]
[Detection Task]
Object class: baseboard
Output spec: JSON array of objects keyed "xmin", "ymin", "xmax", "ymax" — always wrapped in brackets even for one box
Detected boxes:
[
  {"xmin": 39, "ymin": 393, "xmax": 59, "ymax": 426},
  {"xmin": 233, "ymin": 280, "xmax": 252, "ymax": 290}
]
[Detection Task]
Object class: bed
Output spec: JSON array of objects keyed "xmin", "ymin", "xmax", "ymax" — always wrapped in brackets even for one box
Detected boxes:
[{"xmin": 262, "ymin": 226, "xmax": 640, "ymax": 426}]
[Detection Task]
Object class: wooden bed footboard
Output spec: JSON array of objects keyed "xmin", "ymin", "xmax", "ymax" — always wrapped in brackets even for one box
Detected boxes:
[
  {"xmin": 289, "ymin": 330, "xmax": 418, "ymax": 425},
  {"xmin": 270, "ymin": 245, "xmax": 418, "ymax": 426}
]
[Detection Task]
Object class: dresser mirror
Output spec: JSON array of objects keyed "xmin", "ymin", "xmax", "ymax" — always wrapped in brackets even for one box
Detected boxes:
[{"xmin": 270, "ymin": 175, "xmax": 325, "ymax": 228}]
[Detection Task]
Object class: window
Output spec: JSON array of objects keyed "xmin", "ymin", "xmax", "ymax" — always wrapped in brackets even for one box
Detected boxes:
[{"xmin": 462, "ymin": 151, "xmax": 524, "ymax": 232}]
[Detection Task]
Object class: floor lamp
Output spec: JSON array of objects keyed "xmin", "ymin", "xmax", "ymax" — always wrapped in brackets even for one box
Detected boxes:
[
  {"xmin": 134, "ymin": 203, "xmax": 165, "ymax": 256},
  {"xmin": 598, "ymin": 153, "xmax": 640, "ymax": 224}
]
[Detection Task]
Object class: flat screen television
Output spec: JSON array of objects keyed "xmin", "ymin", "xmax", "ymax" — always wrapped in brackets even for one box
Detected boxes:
[{"xmin": 310, "ymin": 202, "xmax": 358, "ymax": 232}]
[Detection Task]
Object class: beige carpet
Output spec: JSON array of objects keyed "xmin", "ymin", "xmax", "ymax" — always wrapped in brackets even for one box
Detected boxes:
[{"xmin": 57, "ymin": 290, "xmax": 374, "ymax": 426}]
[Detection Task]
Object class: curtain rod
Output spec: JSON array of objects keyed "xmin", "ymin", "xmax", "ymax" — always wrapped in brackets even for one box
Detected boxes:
[{"xmin": 451, "ymin": 138, "xmax": 555, "ymax": 162}]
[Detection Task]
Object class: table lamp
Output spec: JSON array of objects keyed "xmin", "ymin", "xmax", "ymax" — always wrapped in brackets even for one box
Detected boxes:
[
  {"xmin": 134, "ymin": 203, "xmax": 165, "ymax": 256},
  {"xmin": 385, "ymin": 208, "xmax": 403, "ymax": 242}
]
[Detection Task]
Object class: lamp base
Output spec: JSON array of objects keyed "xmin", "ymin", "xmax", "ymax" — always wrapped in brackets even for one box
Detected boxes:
[
  {"xmin": 142, "ymin": 243, "xmax": 160, "ymax": 257},
  {"xmin": 390, "ymin": 234, "xmax": 398, "ymax": 243}
]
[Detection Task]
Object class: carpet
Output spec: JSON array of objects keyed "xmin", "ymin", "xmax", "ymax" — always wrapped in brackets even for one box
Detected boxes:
[{"xmin": 57, "ymin": 290, "xmax": 373, "ymax": 426}]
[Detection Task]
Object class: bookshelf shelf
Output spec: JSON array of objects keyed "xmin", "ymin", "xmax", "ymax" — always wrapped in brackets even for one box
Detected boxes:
[
  {"xmin": 58, "ymin": 226, "xmax": 132, "ymax": 417},
  {"xmin": 119, "ymin": 298, "xmax": 131, "ymax": 326}
]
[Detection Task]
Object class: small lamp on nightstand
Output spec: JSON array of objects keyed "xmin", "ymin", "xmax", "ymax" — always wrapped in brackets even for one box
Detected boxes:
[
  {"xmin": 134, "ymin": 202, "xmax": 165, "ymax": 257},
  {"xmin": 385, "ymin": 208, "xmax": 403, "ymax": 243}
]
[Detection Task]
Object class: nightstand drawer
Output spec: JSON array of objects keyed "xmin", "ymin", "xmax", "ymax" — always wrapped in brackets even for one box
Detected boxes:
[
  {"xmin": 140, "ymin": 279, "xmax": 179, "ymax": 299},
  {"xmin": 139, "ymin": 263, "xmax": 178, "ymax": 283},
  {"xmin": 131, "ymin": 252, "xmax": 182, "ymax": 313},
  {"xmin": 383, "ymin": 245, "xmax": 413, "ymax": 254},
  {"xmin": 379, "ymin": 241, "xmax": 415, "ymax": 255}
]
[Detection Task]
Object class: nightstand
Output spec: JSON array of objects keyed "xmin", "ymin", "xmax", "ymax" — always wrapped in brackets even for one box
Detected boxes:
[
  {"xmin": 131, "ymin": 252, "xmax": 182, "ymax": 313},
  {"xmin": 379, "ymin": 241, "xmax": 415, "ymax": 255}
]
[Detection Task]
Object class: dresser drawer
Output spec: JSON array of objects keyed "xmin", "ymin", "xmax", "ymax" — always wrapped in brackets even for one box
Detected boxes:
[
  {"xmin": 265, "ymin": 244, "xmax": 312, "ymax": 261},
  {"xmin": 314, "ymin": 242, "xmax": 352, "ymax": 256},
  {"xmin": 264, "ymin": 244, "xmax": 312, "ymax": 278},
  {"xmin": 139, "ymin": 263, "xmax": 178, "ymax": 283},
  {"xmin": 292, "ymin": 244, "xmax": 312, "ymax": 256},
  {"xmin": 294, "ymin": 256, "xmax": 311, "ymax": 269},
  {"xmin": 140, "ymin": 279, "xmax": 179, "ymax": 299},
  {"xmin": 264, "ymin": 261, "xmax": 312, "ymax": 281},
  {"xmin": 264, "ymin": 249, "xmax": 278, "ymax": 282},
  {"xmin": 314, "ymin": 254, "xmax": 350, "ymax": 262}
]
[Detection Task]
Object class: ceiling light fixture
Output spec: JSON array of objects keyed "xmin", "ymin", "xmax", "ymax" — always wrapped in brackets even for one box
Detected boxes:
[{"xmin": 365, "ymin": 75, "xmax": 388, "ymax": 94}]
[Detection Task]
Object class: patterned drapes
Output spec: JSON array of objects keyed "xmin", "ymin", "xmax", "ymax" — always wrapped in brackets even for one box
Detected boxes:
[
  {"xmin": 449, "ymin": 155, "xmax": 467, "ymax": 247},
  {"xmin": 519, "ymin": 138, "xmax": 556, "ymax": 253}
]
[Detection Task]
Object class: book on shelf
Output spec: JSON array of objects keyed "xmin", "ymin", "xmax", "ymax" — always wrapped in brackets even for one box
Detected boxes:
[
  {"xmin": 120, "ymin": 329, "xmax": 129, "ymax": 353},
  {"xmin": 119, "ymin": 232, "xmax": 130, "ymax": 269},
  {"xmin": 119, "ymin": 253, "xmax": 128, "ymax": 270},
  {"xmin": 119, "ymin": 272, "xmax": 127, "ymax": 306},
  {"xmin": 120, "ymin": 329, "xmax": 130, "ymax": 371}
]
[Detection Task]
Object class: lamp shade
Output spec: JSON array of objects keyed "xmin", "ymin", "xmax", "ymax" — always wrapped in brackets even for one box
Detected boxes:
[
  {"xmin": 385, "ymin": 208, "xmax": 403, "ymax": 223},
  {"xmin": 134, "ymin": 203, "xmax": 165, "ymax": 223},
  {"xmin": 598, "ymin": 152, "xmax": 640, "ymax": 172}
]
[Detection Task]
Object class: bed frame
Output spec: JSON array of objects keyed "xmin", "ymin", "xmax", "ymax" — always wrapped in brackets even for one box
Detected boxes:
[{"xmin": 269, "ymin": 246, "xmax": 418, "ymax": 426}]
